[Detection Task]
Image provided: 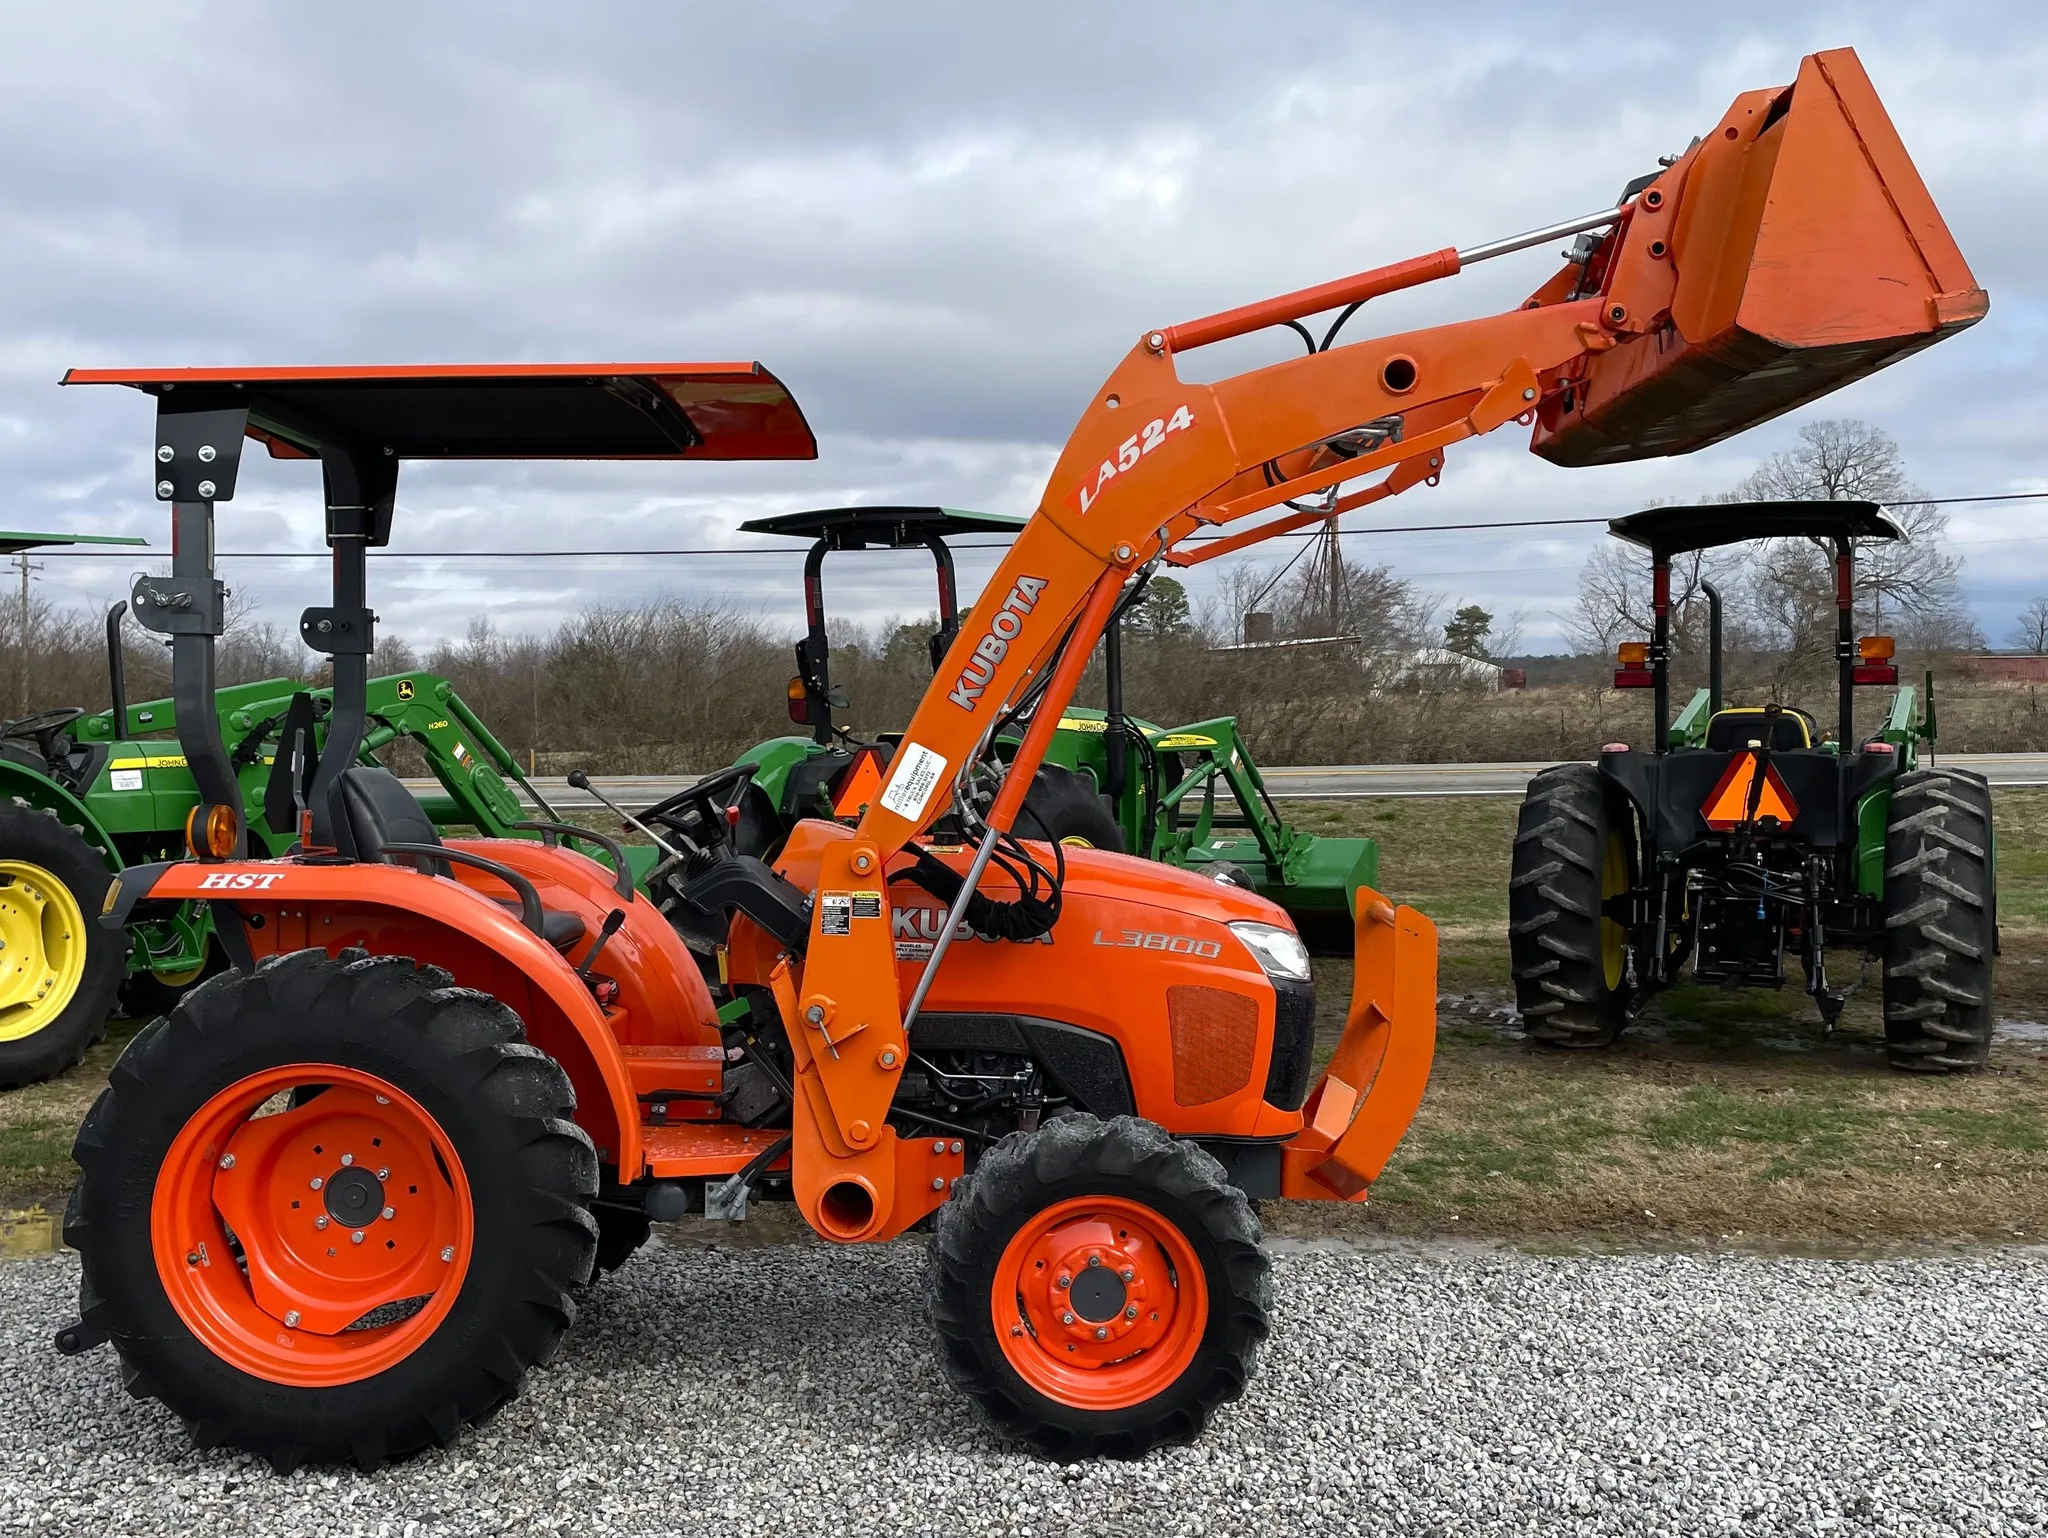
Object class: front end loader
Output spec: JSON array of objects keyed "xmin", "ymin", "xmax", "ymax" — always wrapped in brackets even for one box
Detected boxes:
[{"xmin": 58, "ymin": 45, "xmax": 1981, "ymax": 1466}]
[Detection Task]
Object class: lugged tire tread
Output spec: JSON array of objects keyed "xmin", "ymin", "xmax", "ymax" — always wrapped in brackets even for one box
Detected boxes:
[{"xmin": 1881, "ymin": 769, "xmax": 1997, "ymax": 1072}]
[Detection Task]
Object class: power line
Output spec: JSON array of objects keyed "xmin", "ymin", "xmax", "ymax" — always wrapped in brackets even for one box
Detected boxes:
[{"xmin": 29, "ymin": 491, "xmax": 2048, "ymax": 561}]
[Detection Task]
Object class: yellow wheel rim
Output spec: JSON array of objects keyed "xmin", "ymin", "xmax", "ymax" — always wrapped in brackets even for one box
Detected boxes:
[
  {"xmin": 0, "ymin": 860, "xmax": 88, "ymax": 1042},
  {"xmin": 1599, "ymin": 831, "xmax": 1628, "ymax": 991},
  {"xmin": 1059, "ymin": 835, "xmax": 1096, "ymax": 849}
]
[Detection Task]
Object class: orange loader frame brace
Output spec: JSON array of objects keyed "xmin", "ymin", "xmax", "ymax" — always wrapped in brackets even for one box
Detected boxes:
[{"xmin": 779, "ymin": 47, "xmax": 1985, "ymax": 1238}]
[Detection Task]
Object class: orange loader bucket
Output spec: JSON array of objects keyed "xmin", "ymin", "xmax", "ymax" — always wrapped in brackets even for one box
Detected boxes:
[
  {"xmin": 1282, "ymin": 886, "xmax": 1438, "ymax": 1201},
  {"xmin": 1534, "ymin": 47, "xmax": 1987, "ymax": 467}
]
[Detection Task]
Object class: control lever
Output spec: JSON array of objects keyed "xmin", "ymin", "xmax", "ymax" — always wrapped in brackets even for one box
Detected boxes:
[
  {"xmin": 577, "ymin": 908, "xmax": 628, "ymax": 981},
  {"xmin": 566, "ymin": 768, "xmax": 686, "ymax": 862}
]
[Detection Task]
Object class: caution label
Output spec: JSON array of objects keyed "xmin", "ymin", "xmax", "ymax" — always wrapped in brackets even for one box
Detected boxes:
[{"xmin": 819, "ymin": 894, "xmax": 852, "ymax": 937}]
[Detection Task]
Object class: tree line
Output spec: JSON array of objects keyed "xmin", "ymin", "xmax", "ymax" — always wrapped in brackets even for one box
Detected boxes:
[{"xmin": 0, "ymin": 419, "xmax": 2019, "ymax": 770}]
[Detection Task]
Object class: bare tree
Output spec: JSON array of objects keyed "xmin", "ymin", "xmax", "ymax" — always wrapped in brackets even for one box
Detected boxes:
[
  {"xmin": 2012, "ymin": 596, "xmax": 2048, "ymax": 654},
  {"xmin": 1728, "ymin": 420, "xmax": 1967, "ymax": 635}
]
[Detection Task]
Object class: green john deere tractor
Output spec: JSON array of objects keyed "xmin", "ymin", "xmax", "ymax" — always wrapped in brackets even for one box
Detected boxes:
[
  {"xmin": 726, "ymin": 505, "xmax": 1375, "ymax": 949},
  {"xmin": 1508, "ymin": 501, "xmax": 1996, "ymax": 1071},
  {"xmin": 0, "ymin": 562, "xmax": 650, "ymax": 1086}
]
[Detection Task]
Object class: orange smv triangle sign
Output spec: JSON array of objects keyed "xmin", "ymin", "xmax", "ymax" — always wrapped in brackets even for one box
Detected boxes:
[
  {"xmin": 1701, "ymin": 752, "xmax": 1800, "ymax": 831},
  {"xmin": 831, "ymin": 748, "xmax": 887, "ymax": 819}
]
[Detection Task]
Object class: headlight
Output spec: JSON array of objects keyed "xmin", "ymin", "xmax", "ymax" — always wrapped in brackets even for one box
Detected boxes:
[{"xmin": 1229, "ymin": 921, "xmax": 1311, "ymax": 984}]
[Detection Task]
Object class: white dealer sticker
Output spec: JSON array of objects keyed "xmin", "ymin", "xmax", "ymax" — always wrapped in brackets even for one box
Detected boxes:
[
  {"xmin": 109, "ymin": 769, "xmax": 143, "ymax": 791},
  {"xmin": 879, "ymin": 741, "xmax": 948, "ymax": 821}
]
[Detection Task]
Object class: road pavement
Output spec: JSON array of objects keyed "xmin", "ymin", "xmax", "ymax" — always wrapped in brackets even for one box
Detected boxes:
[{"xmin": 412, "ymin": 750, "xmax": 2048, "ymax": 810}]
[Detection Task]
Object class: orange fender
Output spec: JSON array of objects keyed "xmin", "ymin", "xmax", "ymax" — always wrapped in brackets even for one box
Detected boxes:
[{"xmin": 130, "ymin": 856, "xmax": 660, "ymax": 1179}]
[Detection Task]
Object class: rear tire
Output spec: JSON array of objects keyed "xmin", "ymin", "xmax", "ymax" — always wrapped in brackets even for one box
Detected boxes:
[
  {"xmin": 1018, "ymin": 765, "xmax": 1125, "ymax": 852},
  {"xmin": 65, "ymin": 949, "xmax": 599, "ymax": 1470},
  {"xmin": 927, "ymin": 1113, "xmax": 1269, "ymax": 1459},
  {"xmin": 1882, "ymin": 768, "xmax": 1997, "ymax": 1072},
  {"xmin": 1509, "ymin": 763, "xmax": 1633, "ymax": 1047},
  {"xmin": 0, "ymin": 799, "xmax": 125, "ymax": 1088}
]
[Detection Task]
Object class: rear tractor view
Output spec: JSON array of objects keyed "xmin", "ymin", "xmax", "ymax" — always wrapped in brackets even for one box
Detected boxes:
[{"xmin": 1509, "ymin": 504, "xmax": 1996, "ymax": 1070}]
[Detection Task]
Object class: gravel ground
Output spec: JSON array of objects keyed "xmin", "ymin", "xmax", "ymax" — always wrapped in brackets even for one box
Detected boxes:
[{"xmin": 0, "ymin": 1238, "xmax": 2043, "ymax": 1536}]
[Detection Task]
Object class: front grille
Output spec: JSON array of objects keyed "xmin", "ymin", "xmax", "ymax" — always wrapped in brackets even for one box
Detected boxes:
[
  {"xmin": 1264, "ymin": 977, "xmax": 1316, "ymax": 1110},
  {"xmin": 1166, "ymin": 985, "xmax": 1260, "ymax": 1106}
]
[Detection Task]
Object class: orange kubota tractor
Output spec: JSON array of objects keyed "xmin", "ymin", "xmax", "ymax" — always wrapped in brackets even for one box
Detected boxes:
[{"xmin": 58, "ymin": 48, "xmax": 1981, "ymax": 1467}]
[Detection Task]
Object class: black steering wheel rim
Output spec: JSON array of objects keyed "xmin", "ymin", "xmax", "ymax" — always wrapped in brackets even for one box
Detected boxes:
[{"xmin": 638, "ymin": 761, "xmax": 758, "ymax": 847}]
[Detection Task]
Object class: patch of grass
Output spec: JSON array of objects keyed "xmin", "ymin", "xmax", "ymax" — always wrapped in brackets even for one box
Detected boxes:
[{"xmin": 1270, "ymin": 787, "xmax": 2048, "ymax": 1246}]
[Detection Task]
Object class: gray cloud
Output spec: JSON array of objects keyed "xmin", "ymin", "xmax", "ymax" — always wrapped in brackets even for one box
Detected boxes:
[{"xmin": 4, "ymin": 2, "xmax": 2044, "ymax": 650}]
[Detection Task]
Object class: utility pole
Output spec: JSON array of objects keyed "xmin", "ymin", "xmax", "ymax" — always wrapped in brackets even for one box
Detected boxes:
[{"xmin": 14, "ymin": 551, "xmax": 44, "ymax": 714}]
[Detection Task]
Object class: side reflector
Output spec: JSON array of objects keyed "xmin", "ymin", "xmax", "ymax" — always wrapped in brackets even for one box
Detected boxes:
[{"xmin": 185, "ymin": 802, "xmax": 239, "ymax": 858}]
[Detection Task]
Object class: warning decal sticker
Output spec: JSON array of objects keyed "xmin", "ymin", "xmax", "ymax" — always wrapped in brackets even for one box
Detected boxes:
[
  {"xmin": 879, "ymin": 741, "xmax": 948, "ymax": 821},
  {"xmin": 819, "ymin": 894, "xmax": 852, "ymax": 937}
]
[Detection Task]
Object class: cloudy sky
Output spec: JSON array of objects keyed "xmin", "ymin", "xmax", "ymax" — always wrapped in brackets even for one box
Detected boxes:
[{"xmin": 4, "ymin": 2, "xmax": 2044, "ymax": 654}]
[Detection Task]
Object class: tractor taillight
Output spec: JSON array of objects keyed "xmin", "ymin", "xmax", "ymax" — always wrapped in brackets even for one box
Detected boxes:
[
  {"xmin": 786, "ymin": 675, "xmax": 809, "ymax": 725},
  {"xmin": 1614, "ymin": 642, "xmax": 1654, "ymax": 689},
  {"xmin": 1854, "ymin": 637, "xmax": 1899, "ymax": 686}
]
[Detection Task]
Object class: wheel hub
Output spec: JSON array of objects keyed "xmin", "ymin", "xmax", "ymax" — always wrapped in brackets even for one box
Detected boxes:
[
  {"xmin": 0, "ymin": 863, "xmax": 84, "ymax": 1041},
  {"xmin": 321, "ymin": 1164, "xmax": 387, "ymax": 1227},
  {"xmin": 152, "ymin": 1065, "xmax": 473, "ymax": 1388}
]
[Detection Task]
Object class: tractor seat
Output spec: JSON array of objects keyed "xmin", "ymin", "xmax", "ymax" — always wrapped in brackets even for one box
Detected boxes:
[
  {"xmin": 1704, "ymin": 707, "xmax": 1815, "ymax": 752},
  {"xmin": 335, "ymin": 767, "xmax": 586, "ymax": 950}
]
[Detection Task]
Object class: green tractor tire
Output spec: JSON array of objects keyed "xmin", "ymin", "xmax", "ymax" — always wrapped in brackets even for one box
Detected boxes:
[
  {"xmin": 1016, "ymin": 764, "xmax": 1125, "ymax": 852},
  {"xmin": 1882, "ymin": 768, "xmax": 1997, "ymax": 1072},
  {"xmin": 0, "ymin": 798, "xmax": 125, "ymax": 1087},
  {"xmin": 1508, "ymin": 764, "xmax": 1634, "ymax": 1047}
]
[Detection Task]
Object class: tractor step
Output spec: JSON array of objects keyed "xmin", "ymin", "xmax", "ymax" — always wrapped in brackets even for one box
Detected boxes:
[
  {"xmin": 642, "ymin": 1123, "xmax": 791, "ymax": 1180},
  {"xmin": 618, "ymin": 1043, "xmax": 725, "ymax": 1102}
]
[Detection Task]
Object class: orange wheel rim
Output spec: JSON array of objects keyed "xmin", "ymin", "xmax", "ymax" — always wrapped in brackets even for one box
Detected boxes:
[
  {"xmin": 991, "ymin": 1195, "xmax": 1209, "ymax": 1412},
  {"xmin": 150, "ymin": 1063, "xmax": 474, "ymax": 1388}
]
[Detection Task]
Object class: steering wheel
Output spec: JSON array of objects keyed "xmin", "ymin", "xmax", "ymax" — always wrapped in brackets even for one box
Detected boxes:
[
  {"xmin": 1, "ymin": 707, "xmax": 85, "ymax": 760},
  {"xmin": 637, "ymin": 762, "xmax": 758, "ymax": 851}
]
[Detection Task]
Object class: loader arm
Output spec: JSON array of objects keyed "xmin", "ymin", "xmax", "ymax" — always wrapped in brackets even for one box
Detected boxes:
[{"xmin": 777, "ymin": 46, "xmax": 1985, "ymax": 1238}]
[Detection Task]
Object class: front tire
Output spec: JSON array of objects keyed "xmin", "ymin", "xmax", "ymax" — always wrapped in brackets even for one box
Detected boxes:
[
  {"xmin": 65, "ymin": 950, "xmax": 599, "ymax": 1470},
  {"xmin": 927, "ymin": 1114, "xmax": 1269, "ymax": 1459},
  {"xmin": 0, "ymin": 799, "xmax": 125, "ymax": 1087},
  {"xmin": 1509, "ymin": 763, "xmax": 1634, "ymax": 1046},
  {"xmin": 1882, "ymin": 768, "xmax": 1997, "ymax": 1072}
]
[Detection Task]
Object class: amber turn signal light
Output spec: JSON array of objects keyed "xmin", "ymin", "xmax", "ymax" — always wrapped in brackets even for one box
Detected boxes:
[
  {"xmin": 185, "ymin": 802, "xmax": 239, "ymax": 859},
  {"xmin": 1617, "ymin": 641, "xmax": 1649, "ymax": 667},
  {"xmin": 1858, "ymin": 634, "xmax": 1895, "ymax": 661}
]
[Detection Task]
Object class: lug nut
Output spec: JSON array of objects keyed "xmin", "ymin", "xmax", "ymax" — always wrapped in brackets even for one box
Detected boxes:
[
  {"xmin": 315, "ymin": 1216, "xmax": 329, "ymax": 1230},
  {"xmin": 1095, "ymin": 1326, "xmax": 1108, "ymax": 1340},
  {"xmin": 376, "ymin": 1167, "xmax": 389, "ymax": 1180},
  {"xmin": 440, "ymin": 1246, "xmax": 455, "ymax": 1261},
  {"xmin": 1056, "ymin": 1273, "xmax": 1071, "ymax": 1290},
  {"xmin": 1126, "ymin": 1306, "xmax": 1139, "ymax": 1320},
  {"xmin": 340, "ymin": 1153, "xmax": 354, "ymax": 1167},
  {"xmin": 309, "ymin": 1176, "xmax": 323, "ymax": 1190},
  {"xmin": 351, "ymin": 1230, "xmax": 365, "ymax": 1245},
  {"xmin": 217, "ymin": 1154, "xmax": 235, "ymax": 1170},
  {"xmin": 283, "ymin": 1311, "xmax": 300, "ymax": 1328},
  {"xmin": 1120, "ymin": 1267, "xmax": 1134, "ymax": 1282},
  {"xmin": 1061, "ymin": 1311, "xmax": 1075, "ymax": 1326},
  {"xmin": 381, "ymin": 1206, "xmax": 396, "ymax": 1221},
  {"xmin": 1087, "ymin": 1253, "xmax": 1101, "ymax": 1268}
]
